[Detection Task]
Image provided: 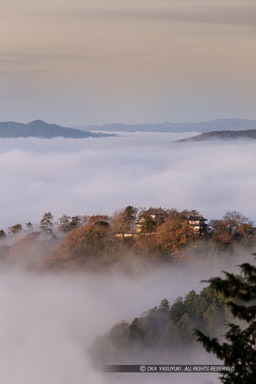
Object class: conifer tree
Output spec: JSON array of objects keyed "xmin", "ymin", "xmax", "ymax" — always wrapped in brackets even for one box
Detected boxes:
[
  {"xmin": 40, "ymin": 212, "xmax": 54, "ymax": 234},
  {"xmin": 195, "ymin": 256, "xmax": 256, "ymax": 383}
]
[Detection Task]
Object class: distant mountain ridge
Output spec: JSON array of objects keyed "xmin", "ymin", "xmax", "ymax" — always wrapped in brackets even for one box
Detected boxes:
[
  {"xmin": 0, "ymin": 120, "xmax": 115, "ymax": 139},
  {"xmin": 73, "ymin": 118, "xmax": 256, "ymax": 133},
  {"xmin": 2, "ymin": 119, "xmax": 256, "ymax": 138},
  {"xmin": 177, "ymin": 129, "xmax": 256, "ymax": 143}
]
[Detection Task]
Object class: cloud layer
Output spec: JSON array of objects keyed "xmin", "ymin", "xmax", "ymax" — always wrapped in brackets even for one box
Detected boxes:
[
  {"xmin": 0, "ymin": 253, "xmax": 238, "ymax": 383},
  {"xmin": 0, "ymin": 133, "xmax": 255, "ymax": 228}
]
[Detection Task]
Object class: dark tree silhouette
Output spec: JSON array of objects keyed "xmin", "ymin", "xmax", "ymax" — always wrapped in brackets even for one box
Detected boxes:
[{"xmin": 195, "ymin": 256, "xmax": 256, "ymax": 384}]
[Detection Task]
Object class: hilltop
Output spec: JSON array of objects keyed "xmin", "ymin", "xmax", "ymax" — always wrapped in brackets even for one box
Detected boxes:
[
  {"xmin": 177, "ymin": 129, "xmax": 256, "ymax": 143},
  {"xmin": 1, "ymin": 207, "xmax": 254, "ymax": 272},
  {"xmin": 0, "ymin": 120, "xmax": 115, "ymax": 139}
]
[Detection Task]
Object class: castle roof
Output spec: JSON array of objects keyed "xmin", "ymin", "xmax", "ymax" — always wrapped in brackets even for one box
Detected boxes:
[
  {"xmin": 188, "ymin": 215, "xmax": 207, "ymax": 221},
  {"xmin": 145, "ymin": 207, "xmax": 167, "ymax": 216}
]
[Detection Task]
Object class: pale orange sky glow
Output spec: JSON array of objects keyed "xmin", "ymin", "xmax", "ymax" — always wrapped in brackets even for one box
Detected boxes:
[{"xmin": 0, "ymin": 0, "xmax": 255, "ymax": 125}]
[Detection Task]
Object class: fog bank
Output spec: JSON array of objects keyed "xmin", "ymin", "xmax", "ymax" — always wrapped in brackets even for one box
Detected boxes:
[
  {"xmin": 0, "ymin": 264, "xmax": 219, "ymax": 383},
  {"xmin": 1, "ymin": 132, "xmax": 256, "ymax": 228},
  {"xmin": 0, "ymin": 248, "xmax": 252, "ymax": 383}
]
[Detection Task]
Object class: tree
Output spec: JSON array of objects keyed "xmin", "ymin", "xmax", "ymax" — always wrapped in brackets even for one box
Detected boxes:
[
  {"xmin": 0, "ymin": 229, "xmax": 6, "ymax": 239},
  {"xmin": 49, "ymin": 220, "xmax": 115, "ymax": 269},
  {"xmin": 159, "ymin": 299, "xmax": 170, "ymax": 312},
  {"xmin": 210, "ymin": 211, "xmax": 254, "ymax": 247},
  {"xmin": 58, "ymin": 214, "xmax": 71, "ymax": 233},
  {"xmin": 111, "ymin": 206, "xmax": 138, "ymax": 237},
  {"xmin": 129, "ymin": 318, "xmax": 145, "ymax": 342},
  {"xmin": 70, "ymin": 216, "xmax": 83, "ymax": 230},
  {"xmin": 9, "ymin": 223, "xmax": 23, "ymax": 235},
  {"xmin": 138, "ymin": 214, "xmax": 156, "ymax": 234},
  {"xmin": 40, "ymin": 212, "xmax": 54, "ymax": 234},
  {"xmin": 133, "ymin": 231, "xmax": 158, "ymax": 260},
  {"xmin": 156, "ymin": 216, "xmax": 194, "ymax": 259},
  {"xmin": 222, "ymin": 211, "xmax": 252, "ymax": 235},
  {"xmin": 195, "ymin": 257, "xmax": 256, "ymax": 383}
]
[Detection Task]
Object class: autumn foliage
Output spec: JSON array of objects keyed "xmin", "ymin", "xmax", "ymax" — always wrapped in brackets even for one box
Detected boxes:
[{"xmin": 1, "ymin": 208, "xmax": 255, "ymax": 272}]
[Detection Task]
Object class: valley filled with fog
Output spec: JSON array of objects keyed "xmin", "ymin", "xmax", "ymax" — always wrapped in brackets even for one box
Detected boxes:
[{"xmin": 0, "ymin": 250, "xmax": 245, "ymax": 384}]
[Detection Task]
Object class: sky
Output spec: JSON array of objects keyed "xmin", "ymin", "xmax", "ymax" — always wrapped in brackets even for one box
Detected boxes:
[{"xmin": 0, "ymin": 0, "xmax": 256, "ymax": 125}]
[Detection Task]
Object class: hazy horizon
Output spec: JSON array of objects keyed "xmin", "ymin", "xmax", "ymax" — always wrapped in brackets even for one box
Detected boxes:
[{"xmin": 1, "ymin": 116, "xmax": 256, "ymax": 128}]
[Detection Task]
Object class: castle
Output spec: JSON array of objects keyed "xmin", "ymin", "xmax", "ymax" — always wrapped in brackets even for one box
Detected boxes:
[{"xmin": 136, "ymin": 207, "xmax": 208, "ymax": 235}]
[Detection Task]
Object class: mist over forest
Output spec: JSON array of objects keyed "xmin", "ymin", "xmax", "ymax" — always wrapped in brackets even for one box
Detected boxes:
[
  {"xmin": 0, "ymin": 259, "xmax": 225, "ymax": 384},
  {"xmin": 0, "ymin": 225, "xmax": 252, "ymax": 384}
]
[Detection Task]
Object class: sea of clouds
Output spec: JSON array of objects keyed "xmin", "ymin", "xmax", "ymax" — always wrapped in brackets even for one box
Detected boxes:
[
  {"xmin": 0, "ymin": 131, "xmax": 256, "ymax": 228},
  {"xmin": 1, "ymin": 131, "xmax": 255, "ymax": 383},
  {"xmin": 2, "ymin": 240, "xmax": 250, "ymax": 384},
  {"xmin": 0, "ymin": 257, "xmax": 232, "ymax": 384}
]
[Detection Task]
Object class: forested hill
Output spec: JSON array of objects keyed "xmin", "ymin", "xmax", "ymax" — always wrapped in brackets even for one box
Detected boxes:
[
  {"xmin": 178, "ymin": 129, "xmax": 256, "ymax": 143},
  {"xmin": 89, "ymin": 286, "xmax": 229, "ymax": 364},
  {"xmin": 0, "ymin": 120, "xmax": 115, "ymax": 139},
  {"xmin": 1, "ymin": 208, "xmax": 255, "ymax": 273},
  {"xmin": 73, "ymin": 118, "xmax": 256, "ymax": 133}
]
